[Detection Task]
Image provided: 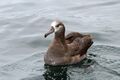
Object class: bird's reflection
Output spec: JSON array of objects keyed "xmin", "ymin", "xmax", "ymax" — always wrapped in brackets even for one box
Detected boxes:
[
  {"xmin": 43, "ymin": 64, "xmax": 68, "ymax": 80},
  {"xmin": 43, "ymin": 58, "xmax": 94, "ymax": 80}
]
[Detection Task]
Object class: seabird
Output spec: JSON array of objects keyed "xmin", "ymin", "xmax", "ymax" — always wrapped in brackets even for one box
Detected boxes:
[{"xmin": 44, "ymin": 20, "xmax": 93, "ymax": 65}]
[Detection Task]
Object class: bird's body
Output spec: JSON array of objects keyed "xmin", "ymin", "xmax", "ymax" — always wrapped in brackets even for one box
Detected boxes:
[{"xmin": 44, "ymin": 20, "xmax": 93, "ymax": 65}]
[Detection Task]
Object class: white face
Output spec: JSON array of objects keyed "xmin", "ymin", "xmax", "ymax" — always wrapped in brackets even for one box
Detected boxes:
[{"xmin": 51, "ymin": 21, "xmax": 62, "ymax": 32}]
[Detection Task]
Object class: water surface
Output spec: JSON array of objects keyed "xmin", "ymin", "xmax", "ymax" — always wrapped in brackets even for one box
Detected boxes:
[{"xmin": 0, "ymin": 0, "xmax": 120, "ymax": 80}]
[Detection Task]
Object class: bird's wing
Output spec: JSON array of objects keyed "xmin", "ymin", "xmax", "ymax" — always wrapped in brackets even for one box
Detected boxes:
[
  {"xmin": 65, "ymin": 32, "xmax": 83, "ymax": 40},
  {"xmin": 65, "ymin": 32, "xmax": 83, "ymax": 44},
  {"xmin": 67, "ymin": 35, "xmax": 93, "ymax": 56}
]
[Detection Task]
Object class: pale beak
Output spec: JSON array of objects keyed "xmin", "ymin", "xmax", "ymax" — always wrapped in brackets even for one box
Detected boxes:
[{"xmin": 44, "ymin": 27, "xmax": 54, "ymax": 38}]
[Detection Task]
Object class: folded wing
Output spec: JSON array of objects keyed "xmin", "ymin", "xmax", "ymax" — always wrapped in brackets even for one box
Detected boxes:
[{"xmin": 65, "ymin": 32, "xmax": 93, "ymax": 56}]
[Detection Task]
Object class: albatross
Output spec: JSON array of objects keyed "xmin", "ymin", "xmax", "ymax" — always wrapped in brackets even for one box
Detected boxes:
[{"xmin": 44, "ymin": 20, "xmax": 93, "ymax": 65}]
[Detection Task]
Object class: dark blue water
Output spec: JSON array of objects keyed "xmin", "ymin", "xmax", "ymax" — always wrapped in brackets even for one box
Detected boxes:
[{"xmin": 0, "ymin": 0, "xmax": 120, "ymax": 80}]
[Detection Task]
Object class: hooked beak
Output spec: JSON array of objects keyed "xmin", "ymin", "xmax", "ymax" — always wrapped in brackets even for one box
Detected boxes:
[{"xmin": 44, "ymin": 27, "xmax": 54, "ymax": 38}]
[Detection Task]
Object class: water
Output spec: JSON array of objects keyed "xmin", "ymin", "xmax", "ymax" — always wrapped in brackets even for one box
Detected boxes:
[{"xmin": 0, "ymin": 0, "xmax": 120, "ymax": 80}]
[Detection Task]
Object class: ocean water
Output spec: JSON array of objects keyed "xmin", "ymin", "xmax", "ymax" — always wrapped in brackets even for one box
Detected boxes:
[{"xmin": 0, "ymin": 0, "xmax": 120, "ymax": 80}]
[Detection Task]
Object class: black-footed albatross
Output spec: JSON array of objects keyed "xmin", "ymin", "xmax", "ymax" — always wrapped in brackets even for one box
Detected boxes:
[{"xmin": 44, "ymin": 20, "xmax": 93, "ymax": 65}]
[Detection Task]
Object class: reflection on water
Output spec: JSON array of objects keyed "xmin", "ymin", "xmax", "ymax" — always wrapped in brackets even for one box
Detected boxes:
[
  {"xmin": 43, "ymin": 58, "xmax": 94, "ymax": 80},
  {"xmin": 44, "ymin": 65, "xmax": 68, "ymax": 80}
]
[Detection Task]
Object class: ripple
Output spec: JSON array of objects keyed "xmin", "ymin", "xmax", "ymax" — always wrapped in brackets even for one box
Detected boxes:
[{"xmin": 69, "ymin": 0, "xmax": 120, "ymax": 10}]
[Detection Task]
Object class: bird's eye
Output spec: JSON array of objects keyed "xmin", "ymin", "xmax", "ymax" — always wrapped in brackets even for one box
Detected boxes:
[
  {"xmin": 56, "ymin": 24, "xmax": 60, "ymax": 28},
  {"xmin": 56, "ymin": 25, "xmax": 59, "ymax": 28}
]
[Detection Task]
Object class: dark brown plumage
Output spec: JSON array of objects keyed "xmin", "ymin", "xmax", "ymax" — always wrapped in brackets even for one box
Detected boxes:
[{"xmin": 44, "ymin": 20, "xmax": 93, "ymax": 65}]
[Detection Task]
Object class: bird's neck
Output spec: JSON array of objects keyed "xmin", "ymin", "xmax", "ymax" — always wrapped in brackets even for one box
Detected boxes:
[{"xmin": 54, "ymin": 31, "xmax": 65, "ymax": 45}]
